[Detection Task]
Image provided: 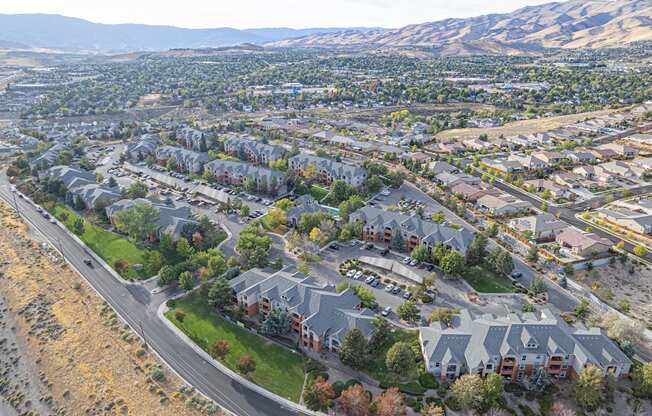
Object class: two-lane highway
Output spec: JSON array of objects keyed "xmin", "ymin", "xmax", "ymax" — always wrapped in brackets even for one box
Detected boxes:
[{"xmin": 0, "ymin": 178, "xmax": 306, "ymax": 416}]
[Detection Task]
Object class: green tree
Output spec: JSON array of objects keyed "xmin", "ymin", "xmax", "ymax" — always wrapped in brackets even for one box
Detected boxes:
[
  {"xmin": 107, "ymin": 176, "xmax": 118, "ymax": 187},
  {"xmin": 126, "ymin": 181, "xmax": 148, "ymax": 199},
  {"xmin": 166, "ymin": 156, "xmax": 177, "ymax": 171},
  {"xmin": 208, "ymin": 254, "xmax": 226, "ymax": 278},
  {"xmin": 440, "ymin": 251, "xmax": 465, "ymax": 276},
  {"xmin": 529, "ymin": 276, "xmax": 547, "ymax": 295},
  {"xmin": 260, "ymin": 308, "xmax": 291, "ymax": 336},
  {"xmin": 574, "ymin": 365, "xmax": 605, "ymax": 411},
  {"xmin": 397, "ymin": 300, "xmax": 420, "ymax": 324},
  {"xmin": 527, "ymin": 245, "xmax": 539, "ymax": 263},
  {"xmin": 465, "ymin": 234, "xmax": 487, "ymax": 266},
  {"xmin": 240, "ymin": 204, "xmax": 251, "ymax": 218},
  {"xmin": 369, "ymin": 317, "xmax": 391, "ymax": 351},
  {"xmin": 634, "ymin": 245, "xmax": 648, "ymax": 258},
  {"xmin": 410, "ymin": 245, "xmax": 429, "ymax": 263},
  {"xmin": 142, "ymin": 250, "xmax": 163, "ymax": 275},
  {"xmin": 385, "ymin": 342, "xmax": 416, "ymax": 378},
  {"xmin": 390, "ymin": 229, "xmax": 405, "ymax": 251},
  {"xmin": 207, "ymin": 277, "xmax": 234, "ymax": 311},
  {"xmin": 634, "ymin": 362, "xmax": 652, "ymax": 398},
  {"xmin": 236, "ymin": 225, "xmax": 272, "ymax": 269},
  {"xmin": 451, "ymin": 374, "xmax": 484, "ymax": 411},
  {"xmin": 72, "ymin": 217, "xmax": 85, "ymax": 235},
  {"xmin": 339, "ymin": 328, "xmax": 368, "ymax": 370},
  {"xmin": 113, "ymin": 203, "xmax": 160, "ymax": 241},
  {"xmin": 178, "ymin": 271, "xmax": 194, "ymax": 291},
  {"xmin": 429, "ymin": 308, "xmax": 454, "ymax": 326},
  {"xmin": 176, "ymin": 238, "xmax": 195, "ymax": 259},
  {"xmin": 482, "ymin": 373, "xmax": 503, "ymax": 410}
]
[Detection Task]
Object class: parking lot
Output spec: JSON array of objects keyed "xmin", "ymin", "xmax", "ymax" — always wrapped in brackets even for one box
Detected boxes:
[{"xmin": 312, "ymin": 240, "xmax": 525, "ymax": 326}]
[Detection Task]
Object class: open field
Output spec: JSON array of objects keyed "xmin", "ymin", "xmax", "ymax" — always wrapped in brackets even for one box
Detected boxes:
[
  {"xmin": 462, "ymin": 265, "xmax": 515, "ymax": 293},
  {"xmin": 433, "ymin": 109, "xmax": 617, "ymax": 142},
  {"xmin": 50, "ymin": 203, "xmax": 149, "ymax": 280},
  {"xmin": 0, "ymin": 202, "xmax": 217, "ymax": 416},
  {"xmin": 165, "ymin": 292, "xmax": 306, "ymax": 402}
]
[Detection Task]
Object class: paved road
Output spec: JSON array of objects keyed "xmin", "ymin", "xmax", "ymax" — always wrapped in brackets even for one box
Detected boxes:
[
  {"xmin": 491, "ymin": 179, "xmax": 652, "ymax": 265},
  {"xmin": 0, "ymin": 176, "xmax": 306, "ymax": 416}
]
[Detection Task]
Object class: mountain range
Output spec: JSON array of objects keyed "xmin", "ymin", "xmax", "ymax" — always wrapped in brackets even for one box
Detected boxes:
[
  {"xmin": 0, "ymin": 14, "xmax": 377, "ymax": 52},
  {"xmin": 269, "ymin": 0, "xmax": 652, "ymax": 55},
  {"xmin": 0, "ymin": 0, "xmax": 651, "ymax": 55}
]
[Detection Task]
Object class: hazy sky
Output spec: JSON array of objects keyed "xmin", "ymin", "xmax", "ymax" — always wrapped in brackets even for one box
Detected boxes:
[{"xmin": 0, "ymin": 0, "xmax": 555, "ymax": 29}]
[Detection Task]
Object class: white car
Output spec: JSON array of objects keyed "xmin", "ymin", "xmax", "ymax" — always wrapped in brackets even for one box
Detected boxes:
[
  {"xmin": 402, "ymin": 257, "xmax": 411, "ymax": 264},
  {"xmin": 385, "ymin": 284, "xmax": 395, "ymax": 292},
  {"xmin": 353, "ymin": 271, "xmax": 364, "ymax": 280},
  {"xmin": 380, "ymin": 190, "xmax": 391, "ymax": 196},
  {"xmin": 346, "ymin": 270, "xmax": 356, "ymax": 278},
  {"xmin": 381, "ymin": 306, "xmax": 392, "ymax": 317}
]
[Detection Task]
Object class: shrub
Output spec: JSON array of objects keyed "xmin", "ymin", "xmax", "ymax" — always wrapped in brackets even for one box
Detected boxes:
[
  {"xmin": 174, "ymin": 310, "xmax": 186, "ymax": 322},
  {"xmin": 150, "ymin": 366, "xmax": 166, "ymax": 382},
  {"xmin": 418, "ymin": 372, "xmax": 439, "ymax": 389}
]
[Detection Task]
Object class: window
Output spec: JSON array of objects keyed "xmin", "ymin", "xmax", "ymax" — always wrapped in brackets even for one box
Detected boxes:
[
  {"xmin": 521, "ymin": 355, "xmax": 527, "ymax": 361},
  {"xmin": 519, "ymin": 364, "xmax": 525, "ymax": 370},
  {"xmin": 486, "ymin": 364, "xmax": 493, "ymax": 370},
  {"xmin": 435, "ymin": 362, "xmax": 440, "ymax": 368}
]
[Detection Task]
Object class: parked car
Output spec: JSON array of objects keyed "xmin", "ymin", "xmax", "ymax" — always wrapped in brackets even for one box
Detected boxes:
[
  {"xmin": 403, "ymin": 291, "xmax": 412, "ymax": 300},
  {"xmin": 365, "ymin": 276, "xmax": 375, "ymax": 285},
  {"xmin": 391, "ymin": 286, "xmax": 402, "ymax": 295},
  {"xmin": 380, "ymin": 248, "xmax": 389, "ymax": 256},
  {"xmin": 402, "ymin": 256, "xmax": 411, "ymax": 264},
  {"xmin": 510, "ymin": 272, "xmax": 523, "ymax": 279},
  {"xmin": 353, "ymin": 271, "xmax": 363, "ymax": 280},
  {"xmin": 370, "ymin": 280, "xmax": 380, "ymax": 288},
  {"xmin": 409, "ymin": 259, "xmax": 419, "ymax": 267},
  {"xmin": 381, "ymin": 306, "xmax": 392, "ymax": 317},
  {"xmin": 346, "ymin": 270, "xmax": 356, "ymax": 278},
  {"xmin": 385, "ymin": 284, "xmax": 395, "ymax": 292}
]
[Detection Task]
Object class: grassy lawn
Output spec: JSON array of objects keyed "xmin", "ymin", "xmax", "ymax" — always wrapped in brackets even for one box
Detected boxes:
[
  {"xmin": 462, "ymin": 265, "xmax": 515, "ymax": 293},
  {"xmin": 366, "ymin": 328, "xmax": 420, "ymax": 386},
  {"xmin": 165, "ymin": 292, "xmax": 306, "ymax": 402},
  {"xmin": 51, "ymin": 204, "xmax": 148, "ymax": 280},
  {"xmin": 296, "ymin": 183, "xmax": 329, "ymax": 202}
]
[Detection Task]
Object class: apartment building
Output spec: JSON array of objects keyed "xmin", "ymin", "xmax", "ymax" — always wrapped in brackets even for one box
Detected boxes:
[
  {"xmin": 349, "ymin": 206, "xmax": 474, "ymax": 254},
  {"xmin": 289, "ymin": 155, "xmax": 368, "ymax": 188},
  {"xmin": 224, "ymin": 135, "xmax": 286, "ymax": 165},
  {"xmin": 229, "ymin": 269, "xmax": 375, "ymax": 353},
  {"xmin": 204, "ymin": 159, "xmax": 287, "ymax": 196},
  {"xmin": 419, "ymin": 309, "xmax": 631, "ymax": 382},
  {"xmin": 155, "ymin": 146, "xmax": 211, "ymax": 174}
]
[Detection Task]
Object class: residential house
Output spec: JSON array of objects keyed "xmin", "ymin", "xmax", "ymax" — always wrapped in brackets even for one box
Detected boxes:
[
  {"xmin": 508, "ymin": 154, "xmax": 547, "ymax": 171},
  {"xmin": 434, "ymin": 172, "xmax": 480, "ymax": 188},
  {"xmin": 434, "ymin": 142, "xmax": 465, "ymax": 154},
  {"xmin": 45, "ymin": 165, "xmax": 96, "ymax": 189},
  {"xmin": 106, "ymin": 198, "xmax": 198, "ymax": 241},
  {"xmin": 419, "ymin": 309, "xmax": 631, "ymax": 382},
  {"xmin": 350, "ymin": 206, "xmax": 474, "ymax": 255},
  {"xmin": 429, "ymin": 161, "xmax": 458, "ymax": 176},
  {"xmin": 451, "ymin": 183, "xmax": 488, "ymax": 202},
  {"xmin": 155, "ymin": 146, "xmax": 210, "ymax": 174},
  {"xmin": 564, "ymin": 150, "xmax": 596, "ymax": 165},
  {"xmin": 224, "ymin": 135, "xmax": 286, "ymax": 165},
  {"xmin": 229, "ymin": 268, "xmax": 375, "ymax": 353},
  {"xmin": 29, "ymin": 143, "xmax": 69, "ymax": 170},
  {"xmin": 463, "ymin": 139, "xmax": 493, "ymax": 152},
  {"xmin": 524, "ymin": 179, "xmax": 571, "ymax": 199},
  {"xmin": 509, "ymin": 213, "xmax": 568, "ymax": 241},
  {"xmin": 588, "ymin": 148, "xmax": 617, "ymax": 162},
  {"xmin": 532, "ymin": 151, "xmax": 564, "ymax": 165},
  {"xmin": 482, "ymin": 159, "xmax": 525, "ymax": 174},
  {"xmin": 598, "ymin": 208, "xmax": 652, "ymax": 236},
  {"xmin": 555, "ymin": 227, "xmax": 612, "ymax": 258},
  {"xmin": 204, "ymin": 159, "xmax": 286, "ymax": 196},
  {"xmin": 288, "ymin": 155, "xmax": 368, "ymax": 188},
  {"xmin": 572, "ymin": 165, "xmax": 615, "ymax": 183},
  {"xmin": 551, "ymin": 172, "xmax": 581, "ymax": 189},
  {"xmin": 476, "ymin": 194, "xmax": 532, "ymax": 217},
  {"xmin": 599, "ymin": 161, "xmax": 645, "ymax": 180},
  {"xmin": 597, "ymin": 143, "xmax": 637, "ymax": 159}
]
